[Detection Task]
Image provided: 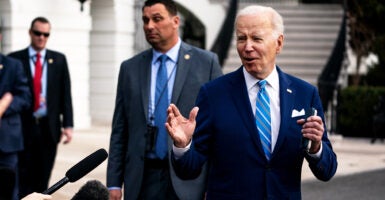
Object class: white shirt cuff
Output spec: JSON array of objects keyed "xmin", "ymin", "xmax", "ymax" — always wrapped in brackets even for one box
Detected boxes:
[
  {"xmin": 172, "ymin": 141, "xmax": 192, "ymax": 159},
  {"xmin": 307, "ymin": 142, "xmax": 323, "ymax": 159}
]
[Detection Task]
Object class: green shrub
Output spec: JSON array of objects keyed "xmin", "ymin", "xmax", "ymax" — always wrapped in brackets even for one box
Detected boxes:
[{"xmin": 337, "ymin": 86, "xmax": 385, "ymax": 137}]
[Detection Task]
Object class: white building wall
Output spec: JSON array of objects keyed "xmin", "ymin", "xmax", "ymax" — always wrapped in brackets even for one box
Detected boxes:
[
  {"xmin": 1, "ymin": 0, "xmax": 92, "ymax": 129},
  {"xmin": 90, "ymin": 0, "xmax": 134, "ymax": 125}
]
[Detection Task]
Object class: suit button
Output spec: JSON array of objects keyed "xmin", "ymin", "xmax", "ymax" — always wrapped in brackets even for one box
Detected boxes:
[{"xmin": 265, "ymin": 164, "xmax": 271, "ymax": 170}]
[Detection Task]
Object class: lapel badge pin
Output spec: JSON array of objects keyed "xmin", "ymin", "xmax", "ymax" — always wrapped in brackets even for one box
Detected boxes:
[
  {"xmin": 184, "ymin": 54, "xmax": 190, "ymax": 60},
  {"xmin": 48, "ymin": 58, "xmax": 54, "ymax": 64},
  {"xmin": 287, "ymin": 88, "xmax": 292, "ymax": 93},
  {"xmin": 0, "ymin": 64, "xmax": 3, "ymax": 70}
]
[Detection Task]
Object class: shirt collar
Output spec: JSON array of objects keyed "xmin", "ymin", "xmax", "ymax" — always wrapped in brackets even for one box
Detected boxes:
[
  {"xmin": 243, "ymin": 66, "xmax": 279, "ymax": 92},
  {"xmin": 28, "ymin": 46, "xmax": 46, "ymax": 59},
  {"xmin": 152, "ymin": 38, "xmax": 181, "ymax": 64}
]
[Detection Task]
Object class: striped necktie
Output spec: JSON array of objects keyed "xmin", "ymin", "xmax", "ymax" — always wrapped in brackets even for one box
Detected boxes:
[{"xmin": 256, "ymin": 80, "xmax": 272, "ymax": 160}]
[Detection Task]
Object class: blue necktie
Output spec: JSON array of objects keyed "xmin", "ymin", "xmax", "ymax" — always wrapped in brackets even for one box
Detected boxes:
[
  {"xmin": 154, "ymin": 54, "xmax": 169, "ymax": 159},
  {"xmin": 256, "ymin": 80, "xmax": 272, "ymax": 160}
]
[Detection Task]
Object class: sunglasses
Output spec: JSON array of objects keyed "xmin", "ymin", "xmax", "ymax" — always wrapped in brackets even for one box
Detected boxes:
[{"xmin": 32, "ymin": 30, "xmax": 50, "ymax": 38}]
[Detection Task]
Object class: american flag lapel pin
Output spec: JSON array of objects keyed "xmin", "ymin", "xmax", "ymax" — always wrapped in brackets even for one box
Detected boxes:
[{"xmin": 287, "ymin": 88, "xmax": 292, "ymax": 93}]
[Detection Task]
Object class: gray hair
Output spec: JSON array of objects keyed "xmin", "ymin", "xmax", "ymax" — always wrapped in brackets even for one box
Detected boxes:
[{"xmin": 235, "ymin": 5, "xmax": 284, "ymax": 38}]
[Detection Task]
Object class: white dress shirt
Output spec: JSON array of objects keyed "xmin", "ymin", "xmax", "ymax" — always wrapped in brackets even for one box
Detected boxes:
[
  {"xmin": 148, "ymin": 39, "xmax": 180, "ymax": 124},
  {"xmin": 28, "ymin": 46, "xmax": 47, "ymax": 117}
]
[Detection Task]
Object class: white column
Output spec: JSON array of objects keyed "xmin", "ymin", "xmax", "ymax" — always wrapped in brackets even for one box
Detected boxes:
[{"xmin": 90, "ymin": 0, "xmax": 135, "ymax": 125}]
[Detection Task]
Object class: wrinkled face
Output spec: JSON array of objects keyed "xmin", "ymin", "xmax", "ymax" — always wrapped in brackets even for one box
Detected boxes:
[
  {"xmin": 142, "ymin": 3, "xmax": 179, "ymax": 52},
  {"xmin": 29, "ymin": 21, "xmax": 50, "ymax": 52},
  {"xmin": 236, "ymin": 14, "xmax": 283, "ymax": 79}
]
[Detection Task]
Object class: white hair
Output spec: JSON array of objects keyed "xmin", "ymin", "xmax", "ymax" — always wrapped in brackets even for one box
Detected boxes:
[{"xmin": 235, "ymin": 5, "xmax": 284, "ymax": 38}]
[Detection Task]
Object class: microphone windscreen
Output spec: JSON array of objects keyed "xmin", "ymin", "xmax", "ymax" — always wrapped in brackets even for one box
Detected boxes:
[{"xmin": 65, "ymin": 148, "xmax": 108, "ymax": 182}]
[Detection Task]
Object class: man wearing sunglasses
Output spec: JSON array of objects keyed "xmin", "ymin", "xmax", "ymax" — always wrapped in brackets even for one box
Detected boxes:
[{"xmin": 8, "ymin": 16, "xmax": 74, "ymax": 198}]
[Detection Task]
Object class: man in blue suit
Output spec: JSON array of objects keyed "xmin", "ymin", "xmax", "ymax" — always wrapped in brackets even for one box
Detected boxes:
[
  {"xmin": 166, "ymin": 5, "xmax": 338, "ymax": 200},
  {"xmin": 0, "ymin": 31, "xmax": 31, "ymax": 200}
]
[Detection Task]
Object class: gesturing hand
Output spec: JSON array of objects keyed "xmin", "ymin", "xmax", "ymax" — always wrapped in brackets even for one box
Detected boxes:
[
  {"xmin": 0, "ymin": 92, "xmax": 13, "ymax": 117},
  {"xmin": 166, "ymin": 104, "xmax": 198, "ymax": 148}
]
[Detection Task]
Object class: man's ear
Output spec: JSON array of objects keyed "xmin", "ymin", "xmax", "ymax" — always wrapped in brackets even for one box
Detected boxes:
[
  {"xmin": 276, "ymin": 34, "xmax": 284, "ymax": 54},
  {"xmin": 173, "ymin": 15, "xmax": 180, "ymax": 28}
]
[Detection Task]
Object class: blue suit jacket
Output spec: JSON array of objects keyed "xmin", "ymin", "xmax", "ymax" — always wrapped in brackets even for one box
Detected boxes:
[
  {"xmin": 0, "ymin": 54, "xmax": 31, "ymax": 153},
  {"xmin": 173, "ymin": 66, "xmax": 337, "ymax": 200}
]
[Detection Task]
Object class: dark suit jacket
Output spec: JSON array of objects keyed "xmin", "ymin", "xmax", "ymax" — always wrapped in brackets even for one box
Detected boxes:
[
  {"xmin": 0, "ymin": 54, "xmax": 31, "ymax": 153},
  {"xmin": 8, "ymin": 48, "xmax": 73, "ymax": 143},
  {"xmin": 173, "ymin": 66, "xmax": 338, "ymax": 200},
  {"xmin": 107, "ymin": 42, "xmax": 222, "ymax": 200}
]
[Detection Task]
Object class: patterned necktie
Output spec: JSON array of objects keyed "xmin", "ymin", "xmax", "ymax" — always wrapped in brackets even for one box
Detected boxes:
[
  {"xmin": 33, "ymin": 53, "xmax": 42, "ymax": 111},
  {"xmin": 154, "ymin": 54, "xmax": 169, "ymax": 159},
  {"xmin": 256, "ymin": 80, "xmax": 272, "ymax": 160}
]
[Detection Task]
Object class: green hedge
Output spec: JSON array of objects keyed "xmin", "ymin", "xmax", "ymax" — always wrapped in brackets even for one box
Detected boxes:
[{"xmin": 337, "ymin": 86, "xmax": 385, "ymax": 137}]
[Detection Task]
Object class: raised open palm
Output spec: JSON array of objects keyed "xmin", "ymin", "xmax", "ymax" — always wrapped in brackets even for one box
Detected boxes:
[{"xmin": 166, "ymin": 104, "xmax": 198, "ymax": 148}]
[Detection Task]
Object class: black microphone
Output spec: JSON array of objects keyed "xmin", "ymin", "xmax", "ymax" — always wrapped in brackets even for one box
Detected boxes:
[
  {"xmin": 42, "ymin": 148, "xmax": 108, "ymax": 194},
  {"xmin": 302, "ymin": 108, "xmax": 317, "ymax": 150}
]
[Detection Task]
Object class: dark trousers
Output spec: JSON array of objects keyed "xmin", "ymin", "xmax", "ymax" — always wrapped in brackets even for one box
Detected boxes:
[
  {"xmin": 138, "ymin": 159, "xmax": 179, "ymax": 200},
  {"xmin": 0, "ymin": 152, "xmax": 18, "ymax": 200},
  {"xmin": 18, "ymin": 117, "xmax": 57, "ymax": 198}
]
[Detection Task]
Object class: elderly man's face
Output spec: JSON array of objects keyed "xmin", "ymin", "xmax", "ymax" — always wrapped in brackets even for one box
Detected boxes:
[{"xmin": 236, "ymin": 14, "xmax": 283, "ymax": 79}]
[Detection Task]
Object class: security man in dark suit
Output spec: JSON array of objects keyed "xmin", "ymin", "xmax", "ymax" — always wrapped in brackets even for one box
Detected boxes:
[{"xmin": 8, "ymin": 16, "xmax": 74, "ymax": 198}]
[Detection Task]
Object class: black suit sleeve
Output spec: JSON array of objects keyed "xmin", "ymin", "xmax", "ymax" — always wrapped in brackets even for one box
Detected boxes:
[
  {"xmin": 2, "ymin": 58, "xmax": 31, "ymax": 117},
  {"xmin": 61, "ymin": 55, "xmax": 73, "ymax": 128}
]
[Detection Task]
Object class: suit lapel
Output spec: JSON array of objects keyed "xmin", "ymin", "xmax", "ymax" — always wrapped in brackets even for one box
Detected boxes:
[
  {"xmin": 140, "ymin": 50, "xmax": 153, "ymax": 122},
  {"xmin": 45, "ymin": 50, "xmax": 55, "ymax": 104},
  {"xmin": 171, "ymin": 42, "xmax": 191, "ymax": 103},
  {"xmin": 229, "ymin": 67, "xmax": 266, "ymax": 157},
  {"xmin": 272, "ymin": 67, "xmax": 294, "ymax": 156}
]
